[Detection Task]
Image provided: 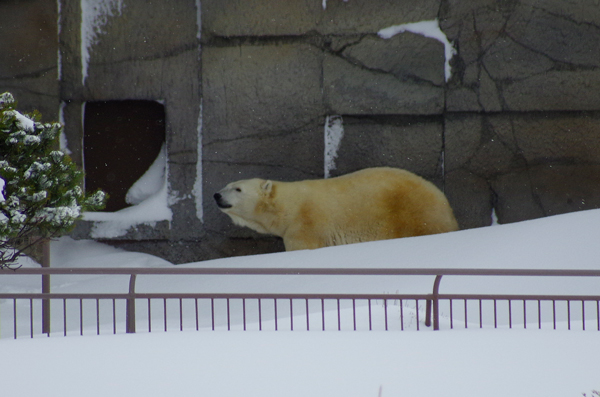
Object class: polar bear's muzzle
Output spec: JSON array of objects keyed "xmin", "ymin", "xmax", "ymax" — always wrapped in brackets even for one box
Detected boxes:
[{"xmin": 213, "ymin": 193, "xmax": 232, "ymax": 209}]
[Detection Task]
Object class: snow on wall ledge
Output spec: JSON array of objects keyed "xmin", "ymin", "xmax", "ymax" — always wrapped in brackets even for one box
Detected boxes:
[
  {"xmin": 319, "ymin": 3, "xmax": 455, "ymax": 81},
  {"xmin": 82, "ymin": 144, "xmax": 172, "ymax": 239},
  {"xmin": 126, "ymin": 144, "xmax": 167, "ymax": 206},
  {"xmin": 82, "ymin": 180, "xmax": 172, "ymax": 239},
  {"xmin": 378, "ymin": 19, "xmax": 456, "ymax": 82}
]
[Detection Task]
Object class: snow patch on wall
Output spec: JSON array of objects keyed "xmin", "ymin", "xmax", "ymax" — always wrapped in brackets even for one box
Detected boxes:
[
  {"xmin": 192, "ymin": 3, "xmax": 203, "ymax": 221},
  {"xmin": 324, "ymin": 115, "xmax": 344, "ymax": 178},
  {"xmin": 58, "ymin": 102, "xmax": 72, "ymax": 155},
  {"xmin": 322, "ymin": 0, "xmax": 348, "ymax": 10},
  {"xmin": 192, "ymin": 100, "xmax": 203, "ymax": 221},
  {"xmin": 80, "ymin": 0, "xmax": 124, "ymax": 85},
  {"xmin": 167, "ymin": 190, "xmax": 190, "ymax": 208},
  {"xmin": 83, "ymin": 143, "xmax": 172, "ymax": 239},
  {"xmin": 378, "ymin": 19, "xmax": 456, "ymax": 82},
  {"xmin": 195, "ymin": 0, "xmax": 202, "ymax": 40},
  {"xmin": 491, "ymin": 208, "xmax": 499, "ymax": 226}
]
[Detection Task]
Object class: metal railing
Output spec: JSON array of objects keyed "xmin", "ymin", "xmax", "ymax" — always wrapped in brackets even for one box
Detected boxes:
[{"xmin": 1, "ymin": 267, "xmax": 599, "ymax": 338}]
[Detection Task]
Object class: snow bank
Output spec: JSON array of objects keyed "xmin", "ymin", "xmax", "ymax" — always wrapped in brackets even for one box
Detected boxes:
[
  {"xmin": 378, "ymin": 19, "xmax": 457, "ymax": 81},
  {"xmin": 2, "ymin": 210, "xmax": 600, "ymax": 397},
  {"xmin": 183, "ymin": 208, "xmax": 600, "ymax": 274}
]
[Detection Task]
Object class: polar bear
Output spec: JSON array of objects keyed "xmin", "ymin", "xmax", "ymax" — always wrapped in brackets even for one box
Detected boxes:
[{"xmin": 214, "ymin": 167, "xmax": 459, "ymax": 251}]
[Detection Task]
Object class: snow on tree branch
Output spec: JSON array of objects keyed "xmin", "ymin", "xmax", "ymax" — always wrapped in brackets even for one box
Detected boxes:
[{"xmin": 0, "ymin": 92, "xmax": 107, "ymax": 268}]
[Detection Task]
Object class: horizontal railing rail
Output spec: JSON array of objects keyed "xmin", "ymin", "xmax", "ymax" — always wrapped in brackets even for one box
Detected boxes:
[
  {"xmin": 1, "ymin": 267, "xmax": 599, "ymax": 338},
  {"xmin": 3, "ymin": 267, "xmax": 600, "ymax": 276}
]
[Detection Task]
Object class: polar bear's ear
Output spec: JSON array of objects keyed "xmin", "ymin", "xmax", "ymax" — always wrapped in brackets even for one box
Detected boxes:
[{"xmin": 261, "ymin": 180, "xmax": 273, "ymax": 194}]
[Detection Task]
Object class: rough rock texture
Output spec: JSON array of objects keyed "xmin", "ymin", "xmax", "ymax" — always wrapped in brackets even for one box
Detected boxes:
[
  {"xmin": 202, "ymin": 44, "xmax": 324, "ymax": 140},
  {"xmin": 441, "ymin": 0, "xmax": 600, "ymax": 112},
  {"xmin": 445, "ymin": 112, "xmax": 600, "ymax": 229},
  {"xmin": 331, "ymin": 116, "xmax": 444, "ymax": 186},
  {"xmin": 4, "ymin": 0, "xmax": 600, "ymax": 262},
  {"xmin": 202, "ymin": 0, "xmax": 440, "ymax": 36},
  {"xmin": 324, "ymin": 51, "xmax": 444, "ymax": 115}
]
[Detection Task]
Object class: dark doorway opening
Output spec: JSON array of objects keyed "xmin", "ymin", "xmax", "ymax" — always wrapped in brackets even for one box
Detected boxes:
[{"xmin": 84, "ymin": 100, "xmax": 166, "ymax": 212}]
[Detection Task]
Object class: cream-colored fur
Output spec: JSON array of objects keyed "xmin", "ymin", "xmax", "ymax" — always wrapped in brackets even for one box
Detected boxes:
[{"xmin": 214, "ymin": 167, "xmax": 459, "ymax": 251}]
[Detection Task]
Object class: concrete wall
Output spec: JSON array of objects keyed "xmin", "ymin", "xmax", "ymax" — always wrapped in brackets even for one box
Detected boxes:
[
  {"xmin": 59, "ymin": 0, "xmax": 203, "ymax": 243},
  {"xmin": 2, "ymin": 0, "xmax": 600, "ymax": 263},
  {"xmin": 0, "ymin": 0, "xmax": 59, "ymax": 121}
]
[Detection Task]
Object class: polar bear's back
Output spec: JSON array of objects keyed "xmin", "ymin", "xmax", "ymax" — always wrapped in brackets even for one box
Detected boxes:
[{"xmin": 278, "ymin": 167, "xmax": 458, "ymax": 249}]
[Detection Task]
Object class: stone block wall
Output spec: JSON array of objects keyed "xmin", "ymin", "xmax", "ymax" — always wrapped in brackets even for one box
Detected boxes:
[
  {"xmin": 202, "ymin": 0, "xmax": 600, "ymax": 250},
  {"xmin": 441, "ymin": 0, "xmax": 600, "ymax": 229},
  {"xmin": 201, "ymin": 0, "xmax": 449, "ymax": 252},
  {"xmin": 3, "ymin": 0, "xmax": 600, "ymax": 262}
]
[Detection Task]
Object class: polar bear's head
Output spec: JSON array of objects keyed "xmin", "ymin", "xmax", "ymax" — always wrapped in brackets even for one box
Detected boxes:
[{"xmin": 214, "ymin": 178, "xmax": 275, "ymax": 234}]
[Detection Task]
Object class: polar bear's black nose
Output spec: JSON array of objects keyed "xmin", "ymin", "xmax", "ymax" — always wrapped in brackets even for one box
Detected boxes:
[{"xmin": 214, "ymin": 193, "xmax": 232, "ymax": 209}]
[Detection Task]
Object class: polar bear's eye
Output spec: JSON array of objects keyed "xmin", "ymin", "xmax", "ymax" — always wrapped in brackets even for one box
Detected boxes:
[{"xmin": 235, "ymin": 188, "xmax": 242, "ymax": 192}]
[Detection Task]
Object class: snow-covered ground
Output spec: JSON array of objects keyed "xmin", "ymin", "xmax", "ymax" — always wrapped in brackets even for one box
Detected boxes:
[
  {"xmin": 1, "ymin": 209, "xmax": 600, "ymax": 396},
  {"xmin": 3, "ymin": 330, "xmax": 598, "ymax": 397}
]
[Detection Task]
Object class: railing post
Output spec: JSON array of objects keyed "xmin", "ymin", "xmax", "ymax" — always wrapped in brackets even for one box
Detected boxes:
[
  {"xmin": 41, "ymin": 238, "xmax": 50, "ymax": 335},
  {"xmin": 126, "ymin": 274, "xmax": 137, "ymax": 333},
  {"xmin": 425, "ymin": 300, "xmax": 432, "ymax": 327},
  {"xmin": 432, "ymin": 275, "xmax": 443, "ymax": 331},
  {"xmin": 426, "ymin": 275, "xmax": 443, "ymax": 330}
]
